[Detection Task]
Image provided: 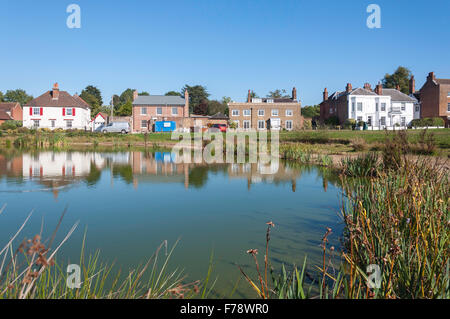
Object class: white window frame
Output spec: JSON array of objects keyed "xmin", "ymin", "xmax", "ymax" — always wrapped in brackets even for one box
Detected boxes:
[
  {"xmin": 357, "ymin": 102, "xmax": 363, "ymax": 112},
  {"xmin": 258, "ymin": 109, "xmax": 264, "ymax": 116},
  {"xmin": 141, "ymin": 120, "xmax": 148, "ymax": 128},
  {"xmin": 381, "ymin": 103, "xmax": 386, "ymax": 112},
  {"xmin": 258, "ymin": 120, "xmax": 265, "ymax": 129},
  {"xmin": 401, "ymin": 117, "xmax": 406, "ymax": 126},
  {"xmin": 66, "ymin": 108, "xmax": 73, "ymax": 116},
  {"xmin": 380, "ymin": 116, "xmax": 386, "ymax": 126},
  {"xmin": 33, "ymin": 120, "xmax": 40, "ymax": 128},
  {"xmin": 232, "ymin": 109, "xmax": 239, "ymax": 116},
  {"xmin": 285, "ymin": 120, "xmax": 293, "ymax": 130},
  {"xmin": 271, "ymin": 109, "xmax": 279, "ymax": 116},
  {"xmin": 285, "ymin": 109, "xmax": 293, "ymax": 116},
  {"xmin": 141, "ymin": 107, "xmax": 147, "ymax": 115},
  {"xmin": 66, "ymin": 120, "xmax": 73, "ymax": 129},
  {"xmin": 33, "ymin": 107, "xmax": 40, "ymax": 115},
  {"xmin": 51, "ymin": 120, "xmax": 55, "ymax": 128},
  {"xmin": 172, "ymin": 107, "xmax": 178, "ymax": 116},
  {"xmin": 243, "ymin": 120, "xmax": 250, "ymax": 129},
  {"xmin": 156, "ymin": 107, "xmax": 163, "ymax": 115},
  {"xmin": 243, "ymin": 109, "xmax": 251, "ymax": 117},
  {"xmin": 401, "ymin": 103, "xmax": 406, "ymax": 111}
]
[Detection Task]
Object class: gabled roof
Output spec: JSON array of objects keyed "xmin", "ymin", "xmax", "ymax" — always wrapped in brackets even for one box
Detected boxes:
[
  {"xmin": 26, "ymin": 90, "xmax": 90, "ymax": 108},
  {"xmin": 382, "ymin": 89, "xmax": 416, "ymax": 102},
  {"xmin": 133, "ymin": 95, "xmax": 186, "ymax": 106}
]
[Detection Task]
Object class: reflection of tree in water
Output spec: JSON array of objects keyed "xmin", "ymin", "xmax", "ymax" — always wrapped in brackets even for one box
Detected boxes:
[
  {"xmin": 112, "ymin": 165, "xmax": 133, "ymax": 184},
  {"xmin": 188, "ymin": 164, "xmax": 228, "ymax": 189},
  {"xmin": 85, "ymin": 162, "xmax": 102, "ymax": 186}
]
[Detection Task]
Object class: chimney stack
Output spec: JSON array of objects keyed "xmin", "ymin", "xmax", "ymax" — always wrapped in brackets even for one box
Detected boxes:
[
  {"xmin": 346, "ymin": 83, "xmax": 352, "ymax": 93},
  {"xmin": 396, "ymin": 84, "xmax": 400, "ymax": 91},
  {"xmin": 409, "ymin": 76, "xmax": 415, "ymax": 94},
  {"xmin": 427, "ymin": 72, "xmax": 436, "ymax": 82},
  {"xmin": 184, "ymin": 89, "xmax": 189, "ymax": 117},
  {"xmin": 133, "ymin": 90, "xmax": 138, "ymax": 101},
  {"xmin": 247, "ymin": 90, "xmax": 252, "ymax": 103},
  {"xmin": 375, "ymin": 82, "xmax": 383, "ymax": 95},
  {"xmin": 292, "ymin": 87, "xmax": 297, "ymax": 101},
  {"xmin": 323, "ymin": 88, "xmax": 328, "ymax": 101},
  {"xmin": 52, "ymin": 83, "xmax": 59, "ymax": 100},
  {"xmin": 363, "ymin": 83, "xmax": 372, "ymax": 91}
]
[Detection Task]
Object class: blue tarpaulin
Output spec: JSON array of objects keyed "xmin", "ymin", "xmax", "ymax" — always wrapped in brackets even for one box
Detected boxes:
[{"xmin": 154, "ymin": 121, "xmax": 176, "ymax": 132}]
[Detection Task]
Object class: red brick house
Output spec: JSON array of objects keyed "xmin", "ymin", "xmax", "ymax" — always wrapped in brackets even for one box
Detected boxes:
[
  {"xmin": 132, "ymin": 90, "xmax": 190, "ymax": 133},
  {"xmin": 0, "ymin": 102, "xmax": 22, "ymax": 125},
  {"xmin": 417, "ymin": 72, "xmax": 450, "ymax": 127}
]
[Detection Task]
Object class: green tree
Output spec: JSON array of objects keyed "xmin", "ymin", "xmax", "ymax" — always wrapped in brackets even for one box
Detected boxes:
[
  {"xmin": 267, "ymin": 89, "xmax": 290, "ymax": 99},
  {"xmin": 116, "ymin": 100, "xmax": 132, "ymax": 116},
  {"xmin": 221, "ymin": 96, "xmax": 231, "ymax": 116},
  {"xmin": 165, "ymin": 91, "xmax": 181, "ymax": 96},
  {"xmin": 4, "ymin": 89, "xmax": 33, "ymax": 105},
  {"xmin": 0, "ymin": 91, "xmax": 4, "ymax": 102},
  {"xmin": 81, "ymin": 92, "xmax": 101, "ymax": 117},
  {"xmin": 112, "ymin": 89, "xmax": 136, "ymax": 114},
  {"xmin": 181, "ymin": 85, "xmax": 210, "ymax": 114},
  {"xmin": 139, "ymin": 91, "xmax": 150, "ymax": 96},
  {"xmin": 80, "ymin": 85, "xmax": 103, "ymax": 106},
  {"xmin": 301, "ymin": 105, "xmax": 320, "ymax": 118},
  {"xmin": 207, "ymin": 100, "xmax": 228, "ymax": 115},
  {"xmin": 382, "ymin": 66, "xmax": 412, "ymax": 94}
]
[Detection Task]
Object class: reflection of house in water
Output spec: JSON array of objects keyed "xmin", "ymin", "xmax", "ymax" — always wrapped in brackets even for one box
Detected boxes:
[
  {"xmin": 228, "ymin": 162, "xmax": 301, "ymax": 191},
  {"xmin": 0, "ymin": 154, "xmax": 23, "ymax": 179},
  {"xmin": 130, "ymin": 152, "xmax": 191, "ymax": 189}
]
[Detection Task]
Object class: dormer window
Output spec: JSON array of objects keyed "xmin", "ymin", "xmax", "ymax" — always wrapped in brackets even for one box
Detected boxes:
[
  {"xmin": 266, "ymin": 99, "xmax": 274, "ymax": 103},
  {"xmin": 252, "ymin": 98, "xmax": 262, "ymax": 103}
]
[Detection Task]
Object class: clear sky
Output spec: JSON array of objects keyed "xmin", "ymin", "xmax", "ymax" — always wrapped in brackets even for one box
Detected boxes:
[{"xmin": 1, "ymin": 0, "xmax": 449, "ymax": 106}]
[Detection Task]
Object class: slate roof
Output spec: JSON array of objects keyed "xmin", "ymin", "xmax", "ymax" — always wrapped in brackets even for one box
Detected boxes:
[
  {"xmin": 349, "ymin": 88, "xmax": 378, "ymax": 96},
  {"xmin": 133, "ymin": 95, "xmax": 186, "ymax": 106},
  {"xmin": 382, "ymin": 89, "xmax": 416, "ymax": 102},
  {"xmin": 26, "ymin": 91, "xmax": 90, "ymax": 108}
]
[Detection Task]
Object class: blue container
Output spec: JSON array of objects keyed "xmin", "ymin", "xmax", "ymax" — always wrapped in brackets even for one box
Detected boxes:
[{"xmin": 154, "ymin": 121, "xmax": 176, "ymax": 132}]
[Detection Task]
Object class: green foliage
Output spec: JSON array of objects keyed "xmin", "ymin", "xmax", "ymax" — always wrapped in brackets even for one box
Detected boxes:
[
  {"xmin": 324, "ymin": 116, "xmax": 339, "ymax": 126},
  {"xmin": 116, "ymin": 101, "xmax": 132, "ymax": 116},
  {"xmin": 340, "ymin": 152, "xmax": 379, "ymax": 177},
  {"xmin": 4, "ymin": 89, "xmax": 33, "ymax": 105},
  {"xmin": 207, "ymin": 100, "xmax": 227, "ymax": 116},
  {"xmin": 165, "ymin": 91, "xmax": 181, "ymax": 96},
  {"xmin": 301, "ymin": 105, "xmax": 320, "ymax": 118},
  {"xmin": 343, "ymin": 119, "xmax": 356, "ymax": 129},
  {"xmin": 410, "ymin": 117, "xmax": 444, "ymax": 128},
  {"xmin": 80, "ymin": 85, "xmax": 103, "ymax": 106},
  {"xmin": 182, "ymin": 85, "xmax": 210, "ymax": 114},
  {"xmin": 382, "ymin": 66, "xmax": 412, "ymax": 94},
  {"xmin": 0, "ymin": 120, "xmax": 22, "ymax": 130},
  {"xmin": 139, "ymin": 91, "xmax": 150, "ymax": 96},
  {"xmin": 266, "ymin": 89, "xmax": 290, "ymax": 99},
  {"xmin": 0, "ymin": 91, "xmax": 4, "ymax": 102}
]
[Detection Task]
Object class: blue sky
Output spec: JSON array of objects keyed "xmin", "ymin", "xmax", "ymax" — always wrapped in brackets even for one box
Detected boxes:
[{"xmin": 1, "ymin": 0, "xmax": 449, "ymax": 106}]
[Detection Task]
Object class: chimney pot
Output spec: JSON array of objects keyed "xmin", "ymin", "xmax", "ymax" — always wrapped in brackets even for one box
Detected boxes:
[
  {"xmin": 184, "ymin": 89, "xmax": 189, "ymax": 118},
  {"xmin": 375, "ymin": 83, "xmax": 383, "ymax": 95},
  {"xmin": 346, "ymin": 83, "xmax": 352, "ymax": 93},
  {"xmin": 247, "ymin": 89, "xmax": 252, "ymax": 103},
  {"xmin": 292, "ymin": 87, "xmax": 297, "ymax": 101},
  {"xmin": 52, "ymin": 82, "xmax": 60, "ymax": 100}
]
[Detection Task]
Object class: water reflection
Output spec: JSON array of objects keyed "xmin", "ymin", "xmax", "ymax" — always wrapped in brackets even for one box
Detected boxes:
[{"xmin": 0, "ymin": 151, "xmax": 339, "ymax": 196}]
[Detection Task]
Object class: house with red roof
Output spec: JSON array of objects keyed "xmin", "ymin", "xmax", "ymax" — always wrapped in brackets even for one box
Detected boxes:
[
  {"xmin": 23, "ymin": 83, "xmax": 91, "ymax": 130},
  {"xmin": 0, "ymin": 102, "xmax": 22, "ymax": 125}
]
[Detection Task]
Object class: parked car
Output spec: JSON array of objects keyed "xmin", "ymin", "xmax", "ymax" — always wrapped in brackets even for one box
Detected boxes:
[
  {"xmin": 101, "ymin": 122, "xmax": 130, "ymax": 134},
  {"xmin": 208, "ymin": 124, "xmax": 227, "ymax": 133}
]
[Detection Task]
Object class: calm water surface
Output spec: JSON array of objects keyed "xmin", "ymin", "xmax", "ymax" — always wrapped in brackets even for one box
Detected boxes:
[{"xmin": 0, "ymin": 150, "xmax": 343, "ymax": 297}]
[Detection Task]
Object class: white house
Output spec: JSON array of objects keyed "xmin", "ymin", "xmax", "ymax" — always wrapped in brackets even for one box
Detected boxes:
[
  {"xmin": 92, "ymin": 112, "xmax": 109, "ymax": 131},
  {"xmin": 23, "ymin": 83, "xmax": 91, "ymax": 130},
  {"xmin": 320, "ymin": 83, "xmax": 418, "ymax": 129}
]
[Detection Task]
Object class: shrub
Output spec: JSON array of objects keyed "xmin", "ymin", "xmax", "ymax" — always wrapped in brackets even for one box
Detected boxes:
[
  {"xmin": 0, "ymin": 120, "xmax": 21, "ymax": 130},
  {"xmin": 324, "ymin": 116, "xmax": 339, "ymax": 126},
  {"xmin": 343, "ymin": 119, "xmax": 356, "ymax": 130},
  {"xmin": 351, "ymin": 137, "xmax": 367, "ymax": 152}
]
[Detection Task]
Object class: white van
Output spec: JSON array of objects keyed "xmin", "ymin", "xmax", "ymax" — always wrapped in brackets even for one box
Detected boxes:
[{"xmin": 100, "ymin": 122, "xmax": 130, "ymax": 134}]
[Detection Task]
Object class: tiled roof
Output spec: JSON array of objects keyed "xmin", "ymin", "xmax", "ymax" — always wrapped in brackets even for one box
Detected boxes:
[
  {"xmin": 0, "ymin": 109, "xmax": 12, "ymax": 120},
  {"xmin": 0, "ymin": 102, "xmax": 20, "ymax": 112},
  {"xmin": 349, "ymin": 88, "xmax": 378, "ymax": 96},
  {"xmin": 133, "ymin": 95, "xmax": 186, "ymax": 106},
  {"xmin": 26, "ymin": 90, "xmax": 90, "ymax": 108}
]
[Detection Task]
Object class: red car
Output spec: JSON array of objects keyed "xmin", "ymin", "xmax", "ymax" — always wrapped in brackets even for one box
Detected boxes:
[{"xmin": 209, "ymin": 124, "xmax": 227, "ymax": 132}]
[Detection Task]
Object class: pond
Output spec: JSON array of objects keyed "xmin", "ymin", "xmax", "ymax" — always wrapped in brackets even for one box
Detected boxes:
[{"xmin": 0, "ymin": 150, "xmax": 344, "ymax": 298}]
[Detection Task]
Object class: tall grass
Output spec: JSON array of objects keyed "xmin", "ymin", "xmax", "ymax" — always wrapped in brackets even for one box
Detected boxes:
[{"xmin": 0, "ymin": 209, "xmax": 215, "ymax": 299}]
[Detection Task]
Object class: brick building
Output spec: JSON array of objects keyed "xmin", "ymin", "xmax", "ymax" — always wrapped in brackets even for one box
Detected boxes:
[
  {"xmin": 416, "ymin": 72, "xmax": 450, "ymax": 127},
  {"xmin": 228, "ymin": 87, "xmax": 303, "ymax": 130},
  {"xmin": 132, "ymin": 90, "xmax": 190, "ymax": 133},
  {"xmin": 0, "ymin": 102, "xmax": 22, "ymax": 125}
]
